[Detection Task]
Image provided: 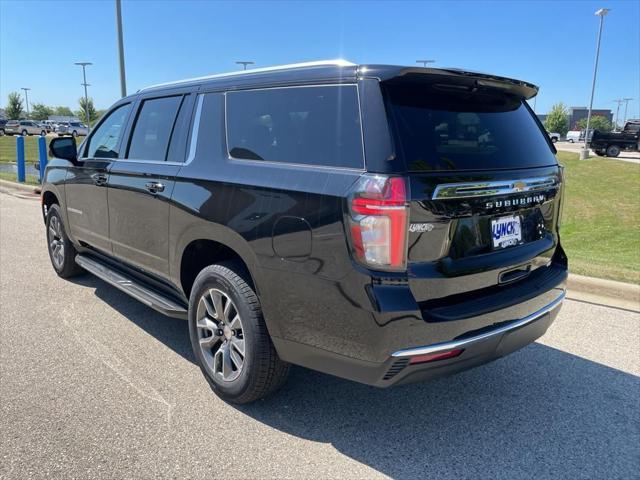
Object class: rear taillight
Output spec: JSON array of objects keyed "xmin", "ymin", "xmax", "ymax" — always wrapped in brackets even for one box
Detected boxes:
[{"xmin": 347, "ymin": 175, "xmax": 409, "ymax": 271}]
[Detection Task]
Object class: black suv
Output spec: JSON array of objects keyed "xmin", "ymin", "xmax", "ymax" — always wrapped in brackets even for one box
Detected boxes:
[{"xmin": 42, "ymin": 60, "xmax": 567, "ymax": 404}]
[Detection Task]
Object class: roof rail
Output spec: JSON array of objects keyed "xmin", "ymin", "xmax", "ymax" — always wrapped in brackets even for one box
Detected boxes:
[{"xmin": 139, "ymin": 59, "xmax": 356, "ymax": 92}]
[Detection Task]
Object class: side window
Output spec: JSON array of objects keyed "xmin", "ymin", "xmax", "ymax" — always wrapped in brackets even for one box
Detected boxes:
[
  {"xmin": 85, "ymin": 103, "xmax": 132, "ymax": 159},
  {"xmin": 127, "ymin": 96, "xmax": 183, "ymax": 161},
  {"xmin": 226, "ymin": 85, "xmax": 364, "ymax": 168}
]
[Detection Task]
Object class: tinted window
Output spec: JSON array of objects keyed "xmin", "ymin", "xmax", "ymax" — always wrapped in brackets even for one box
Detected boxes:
[
  {"xmin": 384, "ymin": 83, "xmax": 557, "ymax": 171},
  {"xmin": 166, "ymin": 95, "xmax": 194, "ymax": 163},
  {"xmin": 86, "ymin": 103, "xmax": 132, "ymax": 159},
  {"xmin": 226, "ymin": 85, "xmax": 363, "ymax": 168},
  {"xmin": 127, "ymin": 96, "xmax": 183, "ymax": 161}
]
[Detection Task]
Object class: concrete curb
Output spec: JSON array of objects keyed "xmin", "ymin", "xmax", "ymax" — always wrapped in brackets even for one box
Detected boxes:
[
  {"xmin": 0, "ymin": 178, "xmax": 39, "ymax": 193},
  {"xmin": 567, "ymin": 274, "xmax": 639, "ymax": 312}
]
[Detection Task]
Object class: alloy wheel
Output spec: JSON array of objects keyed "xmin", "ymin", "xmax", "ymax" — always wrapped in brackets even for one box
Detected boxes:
[
  {"xmin": 48, "ymin": 216, "xmax": 65, "ymax": 269},
  {"xmin": 196, "ymin": 289, "xmax": 246, "ymax": 382}
]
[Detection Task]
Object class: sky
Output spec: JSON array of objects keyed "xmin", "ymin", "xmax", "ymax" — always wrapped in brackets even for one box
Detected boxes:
[{"xmin": 1, "ymin": 0, "xmax": 639, "ymax": 118}]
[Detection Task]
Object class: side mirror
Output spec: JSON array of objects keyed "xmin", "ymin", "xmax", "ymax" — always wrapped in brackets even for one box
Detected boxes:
[{"xmin": 49, "ymin": 137, "xmax": 78, "ymax": 163}]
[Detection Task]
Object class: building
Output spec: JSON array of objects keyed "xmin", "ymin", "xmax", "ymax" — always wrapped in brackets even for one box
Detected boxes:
[
  {"xmin": 537, "ymin": 107, "xmax": 613, "ymax": 131},
  {"xmin": 568, "ymin": 107, "xmax": 613, "ymax": 130}
]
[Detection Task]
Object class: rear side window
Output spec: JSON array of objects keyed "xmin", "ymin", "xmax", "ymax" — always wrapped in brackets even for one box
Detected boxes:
[
  {"xmin": 384, "ymin": 83, "xmax": 557, "ymax": 171},
  {"xmin": 226, "ymin": 85, "xmax": 364, "ymax": 169},
  {"xmin": 128, "ymin": 96, "xmax": 183, "ymax": 161}
]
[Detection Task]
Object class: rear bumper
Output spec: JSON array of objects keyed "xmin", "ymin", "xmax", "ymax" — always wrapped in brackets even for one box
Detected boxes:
[{"xmin": 273, "ymin": 291, "xmax": 564, "ymax": 387}]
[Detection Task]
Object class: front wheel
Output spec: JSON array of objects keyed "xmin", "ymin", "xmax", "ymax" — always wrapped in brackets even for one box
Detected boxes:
[
  {"xmin": 606, "ymin": 145, "xmax": 620, "ymax": 157},
  {"xmin": 568, "ymin": 139, "xmax": 574, "ymax": 143},
  {"xmin": 21, "ymin": 130, "xmax": 28, "ymax": 136},
  {"xmin": 188, "ymin": 263, "xmax": 290, "ymax": 404},
  {"xmin": 40, "ymin": 130, "xmax": 46, "ymax": 136},
  {"xmin": 72, "ymin": 130, "xmax": 78, "ymax": 138},
  {"xmin": 551, "ymin": 138, "xmax": 557, "ymax": 143},
  {"xmin": 46, "ymin": 204, "xmax": 83, "ymax": 278}
]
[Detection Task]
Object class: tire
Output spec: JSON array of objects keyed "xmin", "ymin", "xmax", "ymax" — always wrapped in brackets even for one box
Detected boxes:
[
  {"xmin": 40, "ymin": 130, "xmax": 46, "ymax": 136},
  {"xmin": 568, "ymin": 139, "xmax": 574, "ymax": 143},
  {"xmin": 188, "ymin": 263, "xmax": 290, "ymax": 404},
  {"xmin": 551, "ymin": 137, "xmax": 557, "ymax": 143},
  {"xmin": 595, "ymin": 150, "xmax": 605, "ymax": 156},
  {"xmin": 605, "ymin": 145, "xmax": 620, "ymax": 157},
  {"xmin": 0, "ymin": 129, "xmax": 5, "ymax": 136},
  {"xmin": 72, "ymin": 130, "xmax": 78, "ymax": 138},
  {"xmin": 46, "ymin": 204, "xmax": 83, "ymax": 278},
  {"xmin": 21, "ymin": 130, "xmax": 28, "ymax": 136}
]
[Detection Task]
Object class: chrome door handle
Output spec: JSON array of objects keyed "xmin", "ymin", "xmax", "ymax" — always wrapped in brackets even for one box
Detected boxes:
[
  {"xmin": 91, "ymin": 173, "xmax": 108, "ymax": 186},
  {"xmin": 145, "ymin": 181, "xmax": 165, "ymax": 193}
]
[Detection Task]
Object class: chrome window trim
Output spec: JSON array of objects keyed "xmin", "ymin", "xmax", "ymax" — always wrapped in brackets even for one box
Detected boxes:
[
  {"xmin": 391, "ymin": 291, "xmax": 565, "ymax": 358},
  {"xmin": 432, "ymin": 176, "xmax": 558, "ymax": 200},
  {"xmin": 184, "ymin": 93, "xmax": 204, "ymax": 165}
]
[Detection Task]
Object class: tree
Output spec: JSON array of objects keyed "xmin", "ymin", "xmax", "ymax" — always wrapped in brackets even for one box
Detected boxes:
[
  {"xmin": 6, "ymin": 92, "xmax": 23, "ymax": 119},
  {"xmin": 31, "ymin": 103, "xmax": 54, "ymax": 120},
  {"xmin": 544, "ymin": 102, "xmax": 569, "ymax": 136},
  {"xmin": 53, "ymin": 106, "xmax": 74, "ymax": 117},
  {"xmin": 577, "ymin": 115, "xmax": 613, "ymax": 133},
  {"xmin": 75, "ymin": 97, "xmax": 98, "ymax": 125}
]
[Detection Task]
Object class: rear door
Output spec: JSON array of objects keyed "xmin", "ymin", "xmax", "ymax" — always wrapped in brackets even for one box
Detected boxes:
[
  {"xmin": 107, "ymin": 92, "xmax": 194, "ymax": 278},
  {"xmin": 381, "ymin": 80, "xmax": 563, "ymax": 303},
  {"xmin": 65, "ymin": 102, "xmax": 133, "ymax": 254}
]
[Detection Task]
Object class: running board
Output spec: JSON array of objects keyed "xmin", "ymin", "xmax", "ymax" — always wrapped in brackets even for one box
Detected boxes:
[{"xmin": 75, "ymin": 254, "xmax": 188, "ymax": 319}]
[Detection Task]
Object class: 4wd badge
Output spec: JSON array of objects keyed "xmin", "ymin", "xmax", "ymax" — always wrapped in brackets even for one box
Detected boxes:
[{"xmin": 409, "ymin": 223, "xmax": 434, "ymax": 233}]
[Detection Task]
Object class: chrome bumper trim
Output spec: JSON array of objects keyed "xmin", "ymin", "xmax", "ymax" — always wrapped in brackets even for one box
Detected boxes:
[{"xmin": 391, "ymin": 291, "xmax": 565, "ymax": 358}]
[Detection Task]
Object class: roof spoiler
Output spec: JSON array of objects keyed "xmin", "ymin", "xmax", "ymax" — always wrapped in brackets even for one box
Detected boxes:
[{"xmin": 375, "ymin": 67, "xmax": 539, "ymax": 100}]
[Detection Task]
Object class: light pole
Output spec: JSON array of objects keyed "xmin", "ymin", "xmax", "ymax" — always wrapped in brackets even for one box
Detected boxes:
[
  {"xmin": 115, "ymin": 0, "xmax": 127, "ymax": 97},
  {"xmin": 622, "ymin": 97, "xmax": 634, "ymax": 126},
  {"xmin": 613, "ymin": 98, "xmax": 623, "ymax": 130},
  {"xmin": 416, "ymin": 59, "xmax": 435, "ymax": 68},
  {"xmin": 580, "ymin": 8, "xmax": 610, "ymax": 160},
  {"xmin": 75, "ymin": 62, "xmax": 93, "ymax": 132},
  {"xmin": 235, "ymin": 61, "xmax": 255, "ymax": 70},
  {"xmin": 21, "ymin": 87, "xmax": 31, "ymax": 117}
]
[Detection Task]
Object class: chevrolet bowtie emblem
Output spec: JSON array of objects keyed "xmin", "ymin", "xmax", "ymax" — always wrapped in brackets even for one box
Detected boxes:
[{"xmin": 513, "ymin": 181, "xmax": 527, "ymax": 192}]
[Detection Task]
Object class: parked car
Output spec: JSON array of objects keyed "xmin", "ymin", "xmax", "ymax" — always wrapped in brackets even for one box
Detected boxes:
[
  {"xmin": 590, "ymin": 120, "xmax": 640, "ymax": 157},
  {"xmin": 566, "ymin": 131, "xmax": 581, "ymax": 143},
  {"xmin": 4, "ymin": 120, "xmax": 47, "ymax": 136},
  {"xmin": 547, "ymin": 131, "xmax": 560, "ymax": 143},
  {"xmin": 41, "ymin": 60, "xmax": 567, "ymax": 404},
  {"xmin": 57, "ymin": 121, "xmax": 88, "ymax": 137},
  {"xmin": 40, "ymin": 120, "xmax": 56, "ymax": 133}
]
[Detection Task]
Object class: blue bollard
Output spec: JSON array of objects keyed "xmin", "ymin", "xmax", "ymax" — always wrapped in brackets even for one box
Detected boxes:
[
  {"xmin": 38, "ymin": 136, "xmax": 48, "ymax": 183},
  {"xmin": 16, "ymin": 136, "xmax": 25, "ymax": 183}
]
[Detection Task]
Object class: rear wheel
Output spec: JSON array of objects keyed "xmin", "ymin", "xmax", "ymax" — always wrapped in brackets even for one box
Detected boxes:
[
  {"xmin": 72, "ymin": 130, "xmax": 78, "ymax": 138},
  {"xmin": 568, "ymin": 139, "xmax": 574, "ymax": 143},
  {"xmin": 188, "ymin": 263, "xmax": 289, "ymax": 404},
  {"xmin": 606, "ymin": 145, "xmax": 620, "ymax": 157},
  {"xmin": 46, "ymin": 204, "xmax": 83, "ymax": 278},
  {"xmin": 595, "ymin": 150, "xmax": 605, "ymax": 156},
  {"xmin": 551, "ymin": 137, "xmax": 558, "ymax": 143},
  {"xmin": 40, "ymin": 130, "xmax": 46, "ymax": 136}
]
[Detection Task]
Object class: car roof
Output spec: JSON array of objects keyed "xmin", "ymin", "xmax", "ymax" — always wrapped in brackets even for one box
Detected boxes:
[{"xmin": 137, "ymin": 59, "xmax": 538, "ymax": 99}]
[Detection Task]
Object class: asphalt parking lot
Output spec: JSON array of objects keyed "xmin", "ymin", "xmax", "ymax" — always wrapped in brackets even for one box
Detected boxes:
[{"xmin": 1, "ymin": 191, "xmax": 638, "ymax": 479}]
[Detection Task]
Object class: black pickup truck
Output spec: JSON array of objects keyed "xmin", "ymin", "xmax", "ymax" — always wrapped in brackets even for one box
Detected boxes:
[{"xmin": 590, "ymin": 120, "xmax": 640, "ymax": 157}]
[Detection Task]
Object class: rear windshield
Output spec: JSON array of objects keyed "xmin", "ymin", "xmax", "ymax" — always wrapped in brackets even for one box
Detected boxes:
[{"xmin": 383, "ymin": 83, "xmax": 557, "ymax": 171}]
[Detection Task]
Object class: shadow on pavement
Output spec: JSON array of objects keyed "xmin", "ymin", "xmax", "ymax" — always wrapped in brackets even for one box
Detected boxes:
[{"xmin": 74, "ymin": 273, "xmax": 639, "ymax": 479}]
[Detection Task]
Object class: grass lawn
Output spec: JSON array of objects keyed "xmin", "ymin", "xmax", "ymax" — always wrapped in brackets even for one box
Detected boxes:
[
  {"xmin": 0, "ymin": 171, "xmax": 40, "ymax": 185},
  {"xmin": 0, "ymin": 135, "xmax": 82, "ymax": 163},
  {"xmin": 557, "ymin": 151, "xmax": 640, "ymax": 284}
]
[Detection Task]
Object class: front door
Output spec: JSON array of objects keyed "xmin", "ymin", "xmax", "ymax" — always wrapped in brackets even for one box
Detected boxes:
[
  {"xmin": 65, "ymin": 102, "xmax": 133, "ymax": 254},
  {"xmin": 107, "ymin": 93, "xmax": 193, "ymax": 278}
]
